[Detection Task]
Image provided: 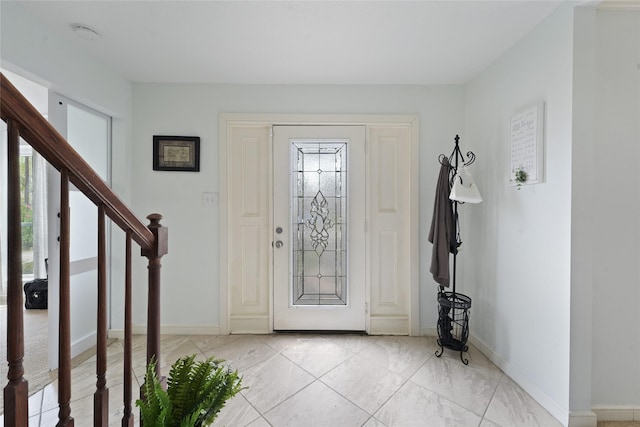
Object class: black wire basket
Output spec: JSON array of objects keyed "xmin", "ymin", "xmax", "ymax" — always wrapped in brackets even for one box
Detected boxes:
[{"xmin": 435, "ymin": 291, "xmax": 472, "ymax": 364}]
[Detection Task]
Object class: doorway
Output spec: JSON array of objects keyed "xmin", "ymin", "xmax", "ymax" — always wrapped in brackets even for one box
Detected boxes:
[
  {"xmin": 221, "ymin": 114, "xmax": 419, "ymax": 335},
  {"xmin": 0, "ymin": 69, "xmax": 53, "ymax": 393},
  {"xmin": 47, "ymin": 93, "xmax": 111, "ymax": 368}
]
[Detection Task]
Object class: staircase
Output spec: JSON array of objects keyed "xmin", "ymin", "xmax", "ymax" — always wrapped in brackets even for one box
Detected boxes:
[{"xmin": 1, "ymin": 72, "xmax": 167, "ymax": 426}]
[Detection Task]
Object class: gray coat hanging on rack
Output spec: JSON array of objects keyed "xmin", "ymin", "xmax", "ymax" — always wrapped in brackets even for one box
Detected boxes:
[{"xmin": 428, "ymin": 157, "xmax": 458, "ymax": 287}]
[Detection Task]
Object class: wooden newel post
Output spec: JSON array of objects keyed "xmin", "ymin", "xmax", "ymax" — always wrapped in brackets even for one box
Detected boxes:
[{"xmin": 141, "ymin": 214, "xmax": 168, "ymax": 381}]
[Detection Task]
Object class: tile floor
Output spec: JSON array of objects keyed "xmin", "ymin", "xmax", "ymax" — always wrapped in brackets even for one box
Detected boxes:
[{"xmin": 17, "ymin": 334, "xmax": 563, "ymax": 426}]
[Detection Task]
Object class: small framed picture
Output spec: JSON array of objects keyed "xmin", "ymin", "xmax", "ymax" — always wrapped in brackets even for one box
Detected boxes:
[{"xmin": 153, "ymin": 135, "xmax": 200, "ymax": 172}]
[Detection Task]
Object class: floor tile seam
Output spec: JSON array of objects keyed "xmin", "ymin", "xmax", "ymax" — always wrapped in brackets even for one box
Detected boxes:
[
  {"xmin": 243, "ymin": 349, "xmax": 284, "ymax": 373},
  {"xmin": 317, "ymin": 376, "xmax": 366, "ymax": 411},
  {"xmin": 239, "ymin": 354, "xmax": 317, "ymax": 413},
  {"xmin": 406, "ymin": 350, "xmax": 435, "ymax": 378},
  {"xmin": 53, "ymin": 395, "xmax": 135, "ymax": 423},
  {"xmin": 404, "ymin": 375, "xmax": 488, "ymax": 421},
  {"xmin": 219, "ymin": 348, "xmax": 281, "ymax": 373},
  {"xmin": 429, "ymin": 353, "xmax": 506, "ymax": 388},
  {"xmin": 316, "ymin": 374, "xmax": 401, "ymax": 418},
  {"xmin": 67, "ymin": 376, "xmax": 127, "ymax": 396},
  {"xmin": 254, "ymin": 336, "xmax": 288, "ymax": 353},
  {"xmin": 31, "ymin": 388, "xmax": 45, "ymax": 421},
  {"xmin": 374, "ymin": 380, "xmax": 438, "ymax": 426},
  {"xmin": 356, "ymin": 343, "xmax": 436, "ymax": 373},
  {"xmin": 248, "ymin": 415, "xmax": 274, "ymax": 427},
  {"xmin": 32, "ymin": 391, "xmax": 43, "ymax": 427},
  {"xmin": 360, "ymin": 414, "xmax": 385, "ymax": 427},
  {"xmin": 172, "ymin": 335, "xmax": 215, "ymax": 365},
  {"xmin": 350, "ymin": 348, "xmax": 398, "ymax": 375},
  {"xmin": 189, "ymin": 342, "xmax": 209, "ymax": 362},
  {"xmin": 240, "ymin": 413, "xmax": 268, "ymax": 427},
  {"xmin": 363, "ymin": 415, "xmax": 388, "ymax": 427},
  {"xmin": 277, "ymin": 349, "xmax": 325, "ymax": 378},
  {"xmin": 365, "ymin": 369, "xmax": 416, "ymax": 420},
  {"xmin": 259, "ymin": 377, "xmax": 320, "ymax": 419},
  {"xmin": 347, "ymin": 347, "xmax": 425, "ymax": 380},
  {"xmin": 232, "ymin": 393, "xmax": 269, "ymax": 427},
  {"xmin": 277, "ymin": 345, "xmax": 358, "ymax": 379},
  {"xmin": 438, "ymin": 352, "xmax": 507, "ymax": 383},
  {"xmin": 67, "ymin": 386, "xmax": 111, "ymax": 406},
  {"xmin": 38, "ymin": 405, "xmax": 57, "ymax": 421},
  {"xmin": 42, "ymin": 386, "xmax": 99, "ymax": 413},
  {"xmin": 316, "ymin": 353, "xmax": 411, "ymax": 414},
  {"xmin": 200, "ymin": 336, "xmax": 254, "ymax": 360},
  {"xmin": 190, "ymin": 334, "xmax": 242, "ymax": 355},
  {"xmin": 408, "ymin": 362, "xmax": 503, "ymax": 417},
  {"xmin": 478, "ymin": 372, "xmax": 506, "ymax": 427},
  {"xmin": 73, "ymin": 362, "xmax": 130, "ymax": 376}
]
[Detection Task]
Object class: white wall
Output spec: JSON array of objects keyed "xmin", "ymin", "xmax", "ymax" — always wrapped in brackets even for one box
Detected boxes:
[
  {"xmin": 464, "ymin": 5, "xmax": 574, "ymax": 424},
  {"xmin": 569, "ymin": 5, "xmax": 597, "ymax": 420},
  {"xmin": 131, "ymin": 83, "xmax": 465, "ymax": 331},
  {"xmin": 0, "ymin": 1, "xmax": 133, "ymax": 209},
  {"xmin": 1, "ymin": 2, "xmax": 133, "ymax": 346},
  {"xmin": 585, "ymin": 7, "xmax": 640, "ymax": 412},
  {"xmin": 571, "ymin": 6, "xmax": 640, "ymax": 422}
]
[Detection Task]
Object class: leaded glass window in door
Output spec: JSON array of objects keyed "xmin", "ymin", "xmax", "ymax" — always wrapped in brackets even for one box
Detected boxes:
[{"xmin": 291, "ymin": 141, "xmax": 348, "ymax": 306}]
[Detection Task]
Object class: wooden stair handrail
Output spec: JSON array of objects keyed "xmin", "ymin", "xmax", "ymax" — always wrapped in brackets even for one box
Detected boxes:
[{"xmin": 0, "ymin": 73, "xmax": 154, "ymax": 250}]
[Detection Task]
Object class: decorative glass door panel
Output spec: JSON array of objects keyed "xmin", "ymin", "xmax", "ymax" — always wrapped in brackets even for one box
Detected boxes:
[
  {"xmin": 292, "ymin": 142, "xmax": 347, "ymax": 306},
  {"xmin": 273, "ymin": 126, "xmax": 365, "ymax": 331}
]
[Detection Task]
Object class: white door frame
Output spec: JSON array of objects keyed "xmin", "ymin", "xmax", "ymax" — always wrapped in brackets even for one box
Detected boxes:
[{"xmin": 219, "ymin": 113, "xmax": 419, "ymax": 336}]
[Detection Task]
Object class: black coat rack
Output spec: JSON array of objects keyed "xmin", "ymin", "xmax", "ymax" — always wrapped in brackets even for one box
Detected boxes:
[{"xmin": 434, "ymin": 135, "xmax": 475, "ymax": 364}]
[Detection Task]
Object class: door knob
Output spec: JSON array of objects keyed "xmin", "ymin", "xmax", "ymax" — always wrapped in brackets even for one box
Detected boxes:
[{"xmin": 275, "ymin": 240, "xmax": 283, "ymax": 248}]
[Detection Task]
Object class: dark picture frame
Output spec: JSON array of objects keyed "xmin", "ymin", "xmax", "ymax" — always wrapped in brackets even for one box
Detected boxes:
[{"xmin": 153, "ymin": 135, "xmax": 200, "ymax": 172}]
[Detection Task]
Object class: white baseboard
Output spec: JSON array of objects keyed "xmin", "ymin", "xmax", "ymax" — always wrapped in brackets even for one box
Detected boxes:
[
  {"xmin": 229, "ymin": 316, "xmax": 270, "ymax": 334},
  {"xmin": 72, "ymin": 331, "xmax": 97, "ymax": 359},
  {"xmin": 109, "ymin": 325, "xmax": 220, "ymax": 339},
  {"xmin": 592, "ymin": 406, "xmax": 640, "ymax": 422},
  {"xmin": 369, "ymin": 316, "xmax": 409, "ymax": 335},
  {"xmin": 419, "ymin": 327, "xmax": 437, "ymax": 337},
  {"xmin": 568, "ymin": 411, "xmax": 597, "ymax": 427},
  {"xmin": 469, "ymin": 334, "xmax": 569, "ymax": 427}
]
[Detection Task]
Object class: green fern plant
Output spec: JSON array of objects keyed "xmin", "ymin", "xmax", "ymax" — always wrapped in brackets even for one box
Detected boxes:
[{"xmin": 136, "ymin": 355, "xmax": 244, "ymax": 427}]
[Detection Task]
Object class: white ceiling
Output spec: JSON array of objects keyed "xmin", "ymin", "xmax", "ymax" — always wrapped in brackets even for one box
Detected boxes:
[{"xmin": 15, "ymin": 0, "xmax": 570, "ymax": 85}]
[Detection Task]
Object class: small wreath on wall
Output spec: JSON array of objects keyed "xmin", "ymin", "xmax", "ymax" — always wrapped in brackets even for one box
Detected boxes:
[{"xmin": 512, "ymin": 167, "xmax": 528, "ymax": 190}]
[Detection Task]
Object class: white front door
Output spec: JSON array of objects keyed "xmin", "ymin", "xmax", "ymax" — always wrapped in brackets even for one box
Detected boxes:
[{"xmin": 273, "ymin": 126, "xmax": 366, "ymax": 331}]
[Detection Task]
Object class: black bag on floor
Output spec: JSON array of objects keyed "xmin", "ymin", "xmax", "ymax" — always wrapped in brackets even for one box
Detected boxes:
[{"xmin": 24, "ymin": 278, "xmax": 48, "ymax": 309}]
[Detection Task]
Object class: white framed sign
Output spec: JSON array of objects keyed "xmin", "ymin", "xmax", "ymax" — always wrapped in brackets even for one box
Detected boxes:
[{"xmin": 510, "ymin": 100, "xmax": 545, "ymax": 186}]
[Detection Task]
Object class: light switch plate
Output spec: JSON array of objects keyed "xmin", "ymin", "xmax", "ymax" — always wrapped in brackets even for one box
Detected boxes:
[{"xmin": 202, "ymin": 192, "xmax": 218, "ymax": 208}]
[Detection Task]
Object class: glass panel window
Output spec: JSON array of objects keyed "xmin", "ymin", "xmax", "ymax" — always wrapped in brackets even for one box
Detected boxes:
[
  {"xmin": 291, "ymin": 141, "xmax": 347, "ymax": 306},
  {"xmin": 20, "ymin": 147, "xmax": 34, "ymax": 275},
  {"xmin": 0, "ymin": 71, "xmax": 49, "ymax": 298},
  {"xmin": 17, "ymin": 143, "xmax": 48, "ymax": 280}
]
